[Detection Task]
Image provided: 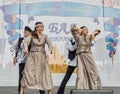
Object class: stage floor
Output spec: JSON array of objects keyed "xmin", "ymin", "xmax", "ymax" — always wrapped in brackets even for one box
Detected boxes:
[{"xmin": 0, "ymin": 86, "xmax": 120, "ymax": 94}]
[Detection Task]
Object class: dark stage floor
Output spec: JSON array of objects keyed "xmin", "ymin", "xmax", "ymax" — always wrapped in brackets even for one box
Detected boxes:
[{"xmin": 0, "ymin": 86, "xmax": 120, "ymax": 94}]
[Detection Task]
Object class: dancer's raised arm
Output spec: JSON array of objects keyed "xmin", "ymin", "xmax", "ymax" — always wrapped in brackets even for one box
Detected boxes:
[
  {"xmin": 91, "ymin": 29, "xmax": 101, "ymax": 41},
  {"xmin": 71, "ymin": 26, "xmax": 82, "ymax": 42}
]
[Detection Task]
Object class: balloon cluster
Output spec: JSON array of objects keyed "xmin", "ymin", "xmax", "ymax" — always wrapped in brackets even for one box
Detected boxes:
[
  {"xmin": 4, "ymin": 15, "xmax": 23, "ymax": 45},
  {"xmin": 105, "ymin": 18, "xmax": 120, "ymax": 58}
]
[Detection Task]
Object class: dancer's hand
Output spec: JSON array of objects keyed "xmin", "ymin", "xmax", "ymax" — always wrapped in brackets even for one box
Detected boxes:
[
  {"xmin": 93, "ymin": 30, "xmax": 101, "ymax": 36},
  {"xmin": 13, "ymin": 56, "xmax": 17, "ymax": 65},
  {"xmin": 46, "ymin": 51, "xmax": 52, "ymax": 62},
  {"xmin": 71, "ymin": 25, "xmax": 77, "ymax": 32},
  {"xmin": 24, "ymin": 49, "xmax": 28, "ymax": 55},
  {"xmin": 76, "ymin": 28, "xmax": 82, "ymax": 34},
  {"xmin": 91, "ymin": 30, "xmax": 101, "ymax": 41}
]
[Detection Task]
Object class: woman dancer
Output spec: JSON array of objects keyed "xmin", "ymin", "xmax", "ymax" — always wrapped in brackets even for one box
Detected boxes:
[
  {"xmin": 20, "ymin": 22, "xmax": 53, "ymax": 94},
  {"xmin": 71, "ymin": 26, "xmax": 102, "ymax": 89}
]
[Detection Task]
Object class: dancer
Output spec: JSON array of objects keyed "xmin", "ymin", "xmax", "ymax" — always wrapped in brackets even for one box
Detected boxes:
[
  {"xmin": 57, "ymin": 26, "xmax": 96, "ymax": 94},
  {"xmin": 71, "ymin": 26, "xmax": 102, "ymax": 89},
  {"xmin": 20, "ymin": 22, "xmax": 53, "ymax": 94},
  {"xmin": 12, "ymin": 26, "xmax": 46, "ymax": 94},
  {"xmin": 57, "ymin": 37, "xmax": 77, "ymax": 94}
]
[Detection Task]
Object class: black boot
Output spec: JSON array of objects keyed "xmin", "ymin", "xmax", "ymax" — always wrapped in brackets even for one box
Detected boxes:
[{"xmin": 39, "ymin": 90, "xmax": 46, "ymax": 94}]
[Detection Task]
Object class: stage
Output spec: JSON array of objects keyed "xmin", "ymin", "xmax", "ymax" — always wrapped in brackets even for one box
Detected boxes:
[
  {"xmin": 0, "ymin": 1, "xmax": 120, "ymax": 94},
  {"xmin": 0, "ymin": 86, "xmax": 120, "ymax": 94}
]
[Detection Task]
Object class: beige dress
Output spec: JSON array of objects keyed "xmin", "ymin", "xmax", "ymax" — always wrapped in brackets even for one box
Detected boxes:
[
  {"xmin": 21, "ymin": 34, "xmax": 53, "ymax": 90},
  {"xmin": 72, "ymin": 32, "xmax": 101, "ymax": 89}
]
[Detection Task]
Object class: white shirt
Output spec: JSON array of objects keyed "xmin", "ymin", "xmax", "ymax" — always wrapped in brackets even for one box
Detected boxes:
[
  {"xmin": 11, "ymin": 38, "xmax": 27, "ymax": 64},
  {"xmin": 65, "ymin": 38, "xmax": 77, "ymax": 67},
  {"xmin": 65, "ymin": 38, "xmax": 96, "ymax": 67}
]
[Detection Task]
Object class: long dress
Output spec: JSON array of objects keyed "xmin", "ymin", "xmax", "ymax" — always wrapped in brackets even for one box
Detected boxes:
[
  {"xmin": 71, "ymin": 31, "xmax": 101, "ymax": 89},
  {"xmin": 21, "ymin": 34, "xmax": 53, "ymax": 90}
]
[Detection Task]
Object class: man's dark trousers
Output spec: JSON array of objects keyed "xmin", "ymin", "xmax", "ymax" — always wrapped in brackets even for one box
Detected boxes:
[{"xmin": 57, "ymin": 66, "xmax": 76, "ymax": 94}]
